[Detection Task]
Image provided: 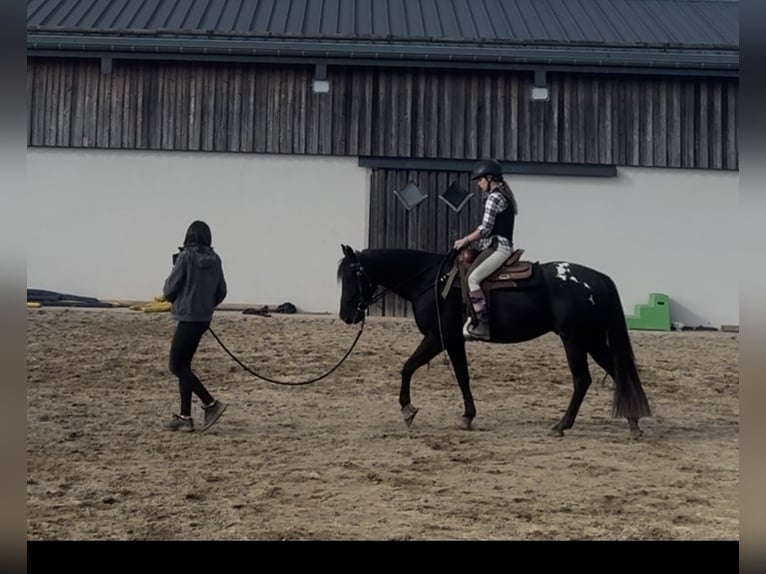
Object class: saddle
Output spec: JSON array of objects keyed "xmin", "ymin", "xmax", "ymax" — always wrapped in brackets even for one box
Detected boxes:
[
  {"xmin": 442, "ymin": 248, "xmax": 533, "ymax": 296},
  {"xmin": 440, "ymin": 246, "xmax": 538, "ymax": 325},
  {"xmin": 459, "ymin": 248, "xmax": 533, "ymax": 290}
]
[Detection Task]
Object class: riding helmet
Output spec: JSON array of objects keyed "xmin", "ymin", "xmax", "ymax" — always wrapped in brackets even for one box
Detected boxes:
[{"xmin": 471, "ymin": 159, "xmax": 504, "ymax": 181}]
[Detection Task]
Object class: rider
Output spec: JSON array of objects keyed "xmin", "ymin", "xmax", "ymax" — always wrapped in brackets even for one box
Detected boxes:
[{"xmin": 453, "ymin": 159, "xmax": 518, "ymax": 341}]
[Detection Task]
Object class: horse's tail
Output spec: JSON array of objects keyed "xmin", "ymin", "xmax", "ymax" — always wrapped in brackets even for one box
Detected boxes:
[{"xmin": 600, "ymin": 275, "xmax": 652, "ymax": 420}]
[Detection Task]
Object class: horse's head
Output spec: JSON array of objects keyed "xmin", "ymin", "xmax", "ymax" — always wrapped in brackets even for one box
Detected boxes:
[{"xmin": 337, "ymin": 244, "xmax": 377, "ymax": 324}]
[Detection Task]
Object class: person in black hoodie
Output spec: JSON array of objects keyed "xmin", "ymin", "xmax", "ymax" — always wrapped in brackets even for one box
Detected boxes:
[{"xmin": 162, "ymin": 220, "xmax": 228, "ymax": 432}]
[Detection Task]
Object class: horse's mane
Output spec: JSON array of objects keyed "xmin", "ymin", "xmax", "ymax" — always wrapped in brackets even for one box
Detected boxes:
[
  {"xmin": 337, "ymin": 247, "xmax": 443, "ymax": 283},
  {"xmin": 363, "ymin": 248, "xmax": 441, "ymax": 260}
]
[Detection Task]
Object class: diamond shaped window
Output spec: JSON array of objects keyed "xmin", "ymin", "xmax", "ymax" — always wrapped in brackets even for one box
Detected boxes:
[
  {"xmin": 393, "ymin": 182, "xmax": 428, "ymax": 211},
  {"xmin": 439, "ymin": 180, "xmax": 473, "ymax": 213}
]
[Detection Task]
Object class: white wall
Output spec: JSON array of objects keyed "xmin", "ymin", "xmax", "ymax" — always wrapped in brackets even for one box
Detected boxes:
[
  {"xmin": 27, "ymin": 149, "xmax": 738, "ymax": 326},
  {"xmin": 508, "ymin": 167, "xmax": 738, "ymax": 327},
  {"xmin": 27, "ymin": 148, "xmax": 369, "ymax": 312}
]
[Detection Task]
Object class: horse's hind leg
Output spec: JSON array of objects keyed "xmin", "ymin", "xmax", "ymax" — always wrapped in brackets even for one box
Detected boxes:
[
  {"xmin": 588, "ymin": 337, "xmax": 642, "ymax": 438},
  {"xmin": 399, "ymin": 334, "xmax": 443, "ymax": 428},
  {"xmin": 552, "ymin": 337, "xmax": 592, "ymax": 437},
  {"xmin": 588, "ymin": 337, "xmax": 615, "ymax": 383}
]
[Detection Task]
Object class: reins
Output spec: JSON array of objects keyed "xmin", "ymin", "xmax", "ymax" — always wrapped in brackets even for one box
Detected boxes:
[
  {"xmin": 351, "ymin": 249, "xmax": 460, "ymax": 378},
  {"xmin": 362, "ymin": 253, "xmax": 455, "ymax": 309},
  {"xmin": 363, "ymin": 249, "xmax": 459, "ymax": 369},
  {"xmin": 434, "ymin": 249, "xmax": 461, "ymax": 372}
]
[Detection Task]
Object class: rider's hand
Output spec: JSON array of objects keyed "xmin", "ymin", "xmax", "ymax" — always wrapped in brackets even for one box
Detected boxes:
[{"xmin": 453, "ymin": 237, "xmax": 470, "ymax": 251}]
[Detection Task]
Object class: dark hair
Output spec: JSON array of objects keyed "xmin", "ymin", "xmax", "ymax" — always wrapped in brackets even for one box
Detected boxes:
[
  {"xmin": 183, "ymin": 220, "xmax": 212, "ymax": 247},
  {"xmin": 495, "ymin": 179, "xmax": 518, "ymax": 215}
]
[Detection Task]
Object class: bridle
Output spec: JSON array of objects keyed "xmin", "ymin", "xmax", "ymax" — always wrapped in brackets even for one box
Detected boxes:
[
  {"xmin": 344, "ymin": 249, "xmax": 456, "ymax": 316},
  {"xmin": 345, "ymin": 255, "xmax": 381, "ymax": 316}
]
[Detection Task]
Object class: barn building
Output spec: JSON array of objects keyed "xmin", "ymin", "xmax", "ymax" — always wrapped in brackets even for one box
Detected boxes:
[{"xmin": 26, "ymin": 0, "xmax": 739, "ymax": 327}]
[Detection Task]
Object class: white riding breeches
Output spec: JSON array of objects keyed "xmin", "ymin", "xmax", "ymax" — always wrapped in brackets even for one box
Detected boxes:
[{"xmin": 467, "ymin": 245, "xmax": 513, "ymax": 292}]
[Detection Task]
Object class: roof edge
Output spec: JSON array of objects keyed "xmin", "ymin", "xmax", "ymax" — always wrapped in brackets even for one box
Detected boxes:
[
  {"xmin": 26, "ymin": 33, "xmax": 739, "ymax": 72},
  {"xmin": 26, "ymin": 26, "xmax": 739, "ymax": 52}
]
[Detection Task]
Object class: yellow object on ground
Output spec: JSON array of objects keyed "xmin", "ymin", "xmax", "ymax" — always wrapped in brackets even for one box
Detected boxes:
[
  {"xmin": 143, "ymin": 301, "xmax": 171, "ymax": 313},
  {"xmin": 129, "ymin": 297, "xmax": 171, "ymax": 313},
  {"xmin": 27, "ymin": 302, "xmax": 41, "ymax": 308}
]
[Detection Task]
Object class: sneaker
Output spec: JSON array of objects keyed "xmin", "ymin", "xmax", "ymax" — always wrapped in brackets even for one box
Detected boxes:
[
  {"xmin": 199, "ymin": 400, "xmax": 227, "ymax": 432},
  {"xmin": 163, "ymin": 414, "xmax": 194, "ymax": 432}
]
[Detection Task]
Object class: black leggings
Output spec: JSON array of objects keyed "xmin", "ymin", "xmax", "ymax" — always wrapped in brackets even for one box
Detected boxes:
[{"xmin": 169, "ymin": 321, "xmax": 214, "ymax": 416}]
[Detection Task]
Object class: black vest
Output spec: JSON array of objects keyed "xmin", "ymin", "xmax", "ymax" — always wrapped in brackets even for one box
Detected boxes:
[{"xmin": 489, "ymin": 191, "xmax": 515, "ymax": 245}]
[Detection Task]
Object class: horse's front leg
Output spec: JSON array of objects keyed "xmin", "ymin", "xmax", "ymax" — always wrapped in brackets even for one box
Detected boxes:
[
  {"xmin": 400, "ymin": 334, "xmax": 443, "ymax": 428},
  {"xmin": 446, "ymin": 340, "xmax": 476, "ymax": 430}
]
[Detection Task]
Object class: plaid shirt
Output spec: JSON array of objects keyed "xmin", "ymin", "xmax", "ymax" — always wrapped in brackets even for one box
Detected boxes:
[{"xmin": 475, "ymin": 190, "xmax": 513, "ymax": 252}]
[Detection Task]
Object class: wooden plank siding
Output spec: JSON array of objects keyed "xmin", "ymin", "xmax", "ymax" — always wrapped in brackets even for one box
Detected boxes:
[{"xmin": 28, "ymin": 58, "xmax": 738, "ymax": 171}]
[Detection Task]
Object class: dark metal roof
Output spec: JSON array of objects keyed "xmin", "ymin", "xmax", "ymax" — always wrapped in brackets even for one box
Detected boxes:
[{"xmin": 27, "ymin": 0, "xmax": 739, "ymax": 74}]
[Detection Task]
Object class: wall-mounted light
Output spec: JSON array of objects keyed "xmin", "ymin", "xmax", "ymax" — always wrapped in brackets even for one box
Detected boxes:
[
  {"xmin": 530, "ymin": 69, "xmax": 550, "ymax": 102},
  {"xmin": 312, "ymin": 63, "xmax": 330, "ymax": 94}
]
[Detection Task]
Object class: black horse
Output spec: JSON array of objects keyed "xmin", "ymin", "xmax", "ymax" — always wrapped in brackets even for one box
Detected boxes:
[{"xmin": 337, "ymin": 244, "xmax": 651, "ymax": 438}]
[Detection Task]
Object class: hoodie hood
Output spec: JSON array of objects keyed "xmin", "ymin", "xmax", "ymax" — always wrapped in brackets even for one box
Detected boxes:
[{"xmin": 187, "ymin": 244, "xmax": 219, "ymax": 269}]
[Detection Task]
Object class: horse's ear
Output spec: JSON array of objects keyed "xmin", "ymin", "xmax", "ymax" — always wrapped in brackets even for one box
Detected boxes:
[{"xmin": 341, "ymin": 244, "xmax": 352, "ymax": 257}]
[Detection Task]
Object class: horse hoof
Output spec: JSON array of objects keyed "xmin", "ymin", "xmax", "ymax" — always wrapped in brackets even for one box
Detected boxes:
[
  {"xmin": 550, "ymin": 427, "xmax": 564, "ymax": 437},
  {"xmin": 460, "ymin": 416, "xmax": 473, "ymax": 431},
  {"xmin": 630, "ymin": 429, "xmax": 643, "ymax": 440},
  {"xmin": 401, "ymin": 404, "xmax": 419, "ymax": 427}
]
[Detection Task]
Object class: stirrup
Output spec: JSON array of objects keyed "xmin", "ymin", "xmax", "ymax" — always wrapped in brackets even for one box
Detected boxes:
[
  {"xmin": 462, "ymin": 317, "xmax": 474, "ymax": 338},
  {"xmin": 463, "ymin": 318, "xmax": 490, "ymax": 341}
]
